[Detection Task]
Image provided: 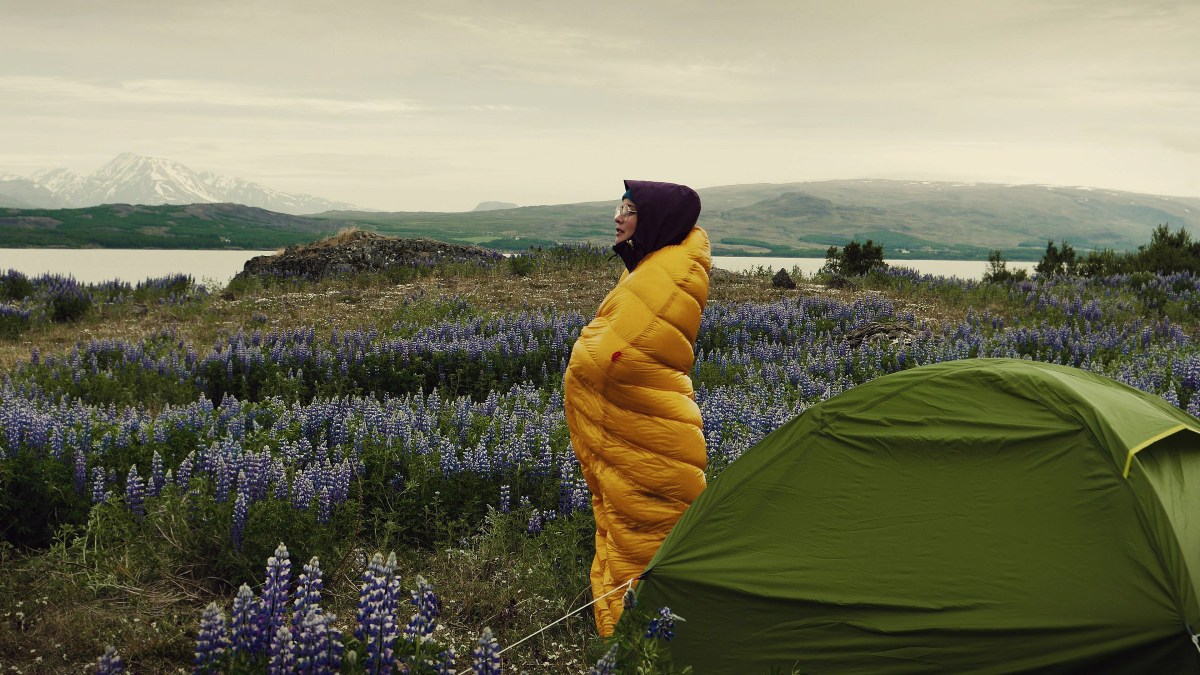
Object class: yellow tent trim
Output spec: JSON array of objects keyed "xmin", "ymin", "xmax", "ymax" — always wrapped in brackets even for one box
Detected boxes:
[{"xmin": 1123, "ymin": 424, "xmax": 1189, "ymax": 478}]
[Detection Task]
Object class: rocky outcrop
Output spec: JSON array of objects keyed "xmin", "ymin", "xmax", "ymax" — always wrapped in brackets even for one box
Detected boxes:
[
  {"xmin": 772, "ymin": 268, "xmax": 796, "ymax": 289},
  {"xmin": 844, "ymin": 320, "xmax": 922, "ymax": 348},
  {"xmin": 235, "ymin": 230, "xmax": 503, "ymax": 281}
]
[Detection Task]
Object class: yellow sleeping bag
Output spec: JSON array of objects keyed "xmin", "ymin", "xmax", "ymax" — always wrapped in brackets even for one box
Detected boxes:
[{"xmin": 564, "ymin": 223, "xmax": 711, "ymax": 636}]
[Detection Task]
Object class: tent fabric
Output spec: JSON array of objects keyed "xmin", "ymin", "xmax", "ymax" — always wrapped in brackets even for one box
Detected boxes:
[
  {"xmin": 564, "ymin": 224, "xmax": 711, "ymax": 635},
  {"xmin": 634, "ymin": 358, "xmax": 1200, "ymax": 673}
]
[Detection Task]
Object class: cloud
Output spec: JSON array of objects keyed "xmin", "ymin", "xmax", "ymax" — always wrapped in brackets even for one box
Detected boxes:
[
  {"xmin": 0, "ymin": 76, "xmax": 426, "ymax": 114},
  {"xmin": 1, "ymin": 0, "xmax": 1198, "ymax": 209}
]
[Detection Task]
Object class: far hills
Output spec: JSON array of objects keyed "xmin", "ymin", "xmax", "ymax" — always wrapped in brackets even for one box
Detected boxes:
[{"xmin": 3, "ymin": 179, "xmax": 1199, "ymax": 260}]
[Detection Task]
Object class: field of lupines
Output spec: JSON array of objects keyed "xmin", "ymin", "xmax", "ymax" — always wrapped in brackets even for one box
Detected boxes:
[{"xmin": 2, "ymin": 246, "xmax": 1200, "ymax": 672}]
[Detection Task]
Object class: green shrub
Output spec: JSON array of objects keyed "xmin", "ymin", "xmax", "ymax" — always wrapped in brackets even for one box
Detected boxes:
[
  {"xmin": 1130, "ymin": 224, "xmax": 1200, "ymax": 274},
  {"xmin": 49, "ymin": 284, "xmax": 93, "ymax": 323},
  {"xmin": 131, "ymin": 274, "xmax": 195, "ymax": 302},
  {"xmin": 822, "ymin": 239, "xmax": 887, "ymax": 276},
  {"xmin": 1035, "ymin": 239, "xmax": 1077, "ymax": 277},
  {"xmin": 982, "ymin": 249, "xmax": 1029, "ymax": 283},
  {"xmin": 0, "ymin": 270, "xmax": 34, "ymax": 301},
  {"xmin": 21, "ymin": 356, "xmax": 200, "ymax": 407},
  {"xmin": 1070, "ymin": 225, "xmax": 1200, "ymax": 278},
  {"xmin": 0, "ymin": 304, "xmax": 31, "ymax": 340},
  {"xmin": 1078, "ymin": 248, "xmax": 1124, "ymax": 277},
  {"xmin": 507, "ymin": 253, "xmax": 536, "ymax": 277},
  {"xmin": 0, "ymin": 452, "xmax": 90, "ymax": 548}
]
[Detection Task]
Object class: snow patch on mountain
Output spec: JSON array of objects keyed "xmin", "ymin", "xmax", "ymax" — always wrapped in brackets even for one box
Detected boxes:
[{"xmin": 2, "ymin": 153, "xmax": 361, "ymax": 215}]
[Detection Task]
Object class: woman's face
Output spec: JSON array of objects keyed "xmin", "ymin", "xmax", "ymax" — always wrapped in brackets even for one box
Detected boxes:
[{"xmin": 614, "ymin": 199, "xmax": 638, "ymax": 245}]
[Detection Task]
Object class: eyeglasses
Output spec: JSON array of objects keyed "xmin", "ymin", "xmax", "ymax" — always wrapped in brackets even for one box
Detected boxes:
[{"xmin": 614, "ymin": 205, "xmax": 638, "ymax": 219}]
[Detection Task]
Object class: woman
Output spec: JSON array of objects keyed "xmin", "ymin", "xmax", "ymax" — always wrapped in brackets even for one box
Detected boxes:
[{"xmin": 563, "ymin": 179, "xmax": 711, "ymax": 636}]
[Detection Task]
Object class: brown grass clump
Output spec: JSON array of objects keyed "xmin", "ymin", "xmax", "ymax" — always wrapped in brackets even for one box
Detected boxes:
[
  {"xmin": 0, "ymin": 548, "xmax": 198, "ymax": 671},
  {"xmin": 307, "ymin": 226, "xmax": 380, "ymax": 249}
]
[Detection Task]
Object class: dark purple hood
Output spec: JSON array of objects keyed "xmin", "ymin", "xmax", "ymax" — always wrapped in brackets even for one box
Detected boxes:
[{"xmin": 614, "ymin": 179, "xmax": 701, "ymax": 272}]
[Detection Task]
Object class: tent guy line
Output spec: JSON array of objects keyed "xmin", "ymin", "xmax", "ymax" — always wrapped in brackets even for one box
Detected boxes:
[{"xmin": 453, "ymin": 576, "xmax": 638, "ymax": 675}]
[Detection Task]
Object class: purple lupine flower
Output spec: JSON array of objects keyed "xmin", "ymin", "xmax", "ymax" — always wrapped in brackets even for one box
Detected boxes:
[
  {"xmin": 94, "ymin": 645, "xmax": 125, "ymax": 674},
  {"xmin": 268, "ymin": 625, "xmax": 296, "ymax": 674},
  {"xmin": 293, "ymin": 606, "xmax": 344, "ymax": 673},
  {"xmin": 293, "ymin": 557, "xmax": 324, "ymax": 632},
  {"xmin": 244, "ymin": 451, "xmax": 271, "ymax": 500},
  {"xmin": 356, "ymin": 552, "xmax": 401, "ymax": 674},
  {"xmin": 527, "ymin": 508, "xmax": 543, "ymax": 535},
  {"xmin": 125, "ymin": 465, "xmax": 145, "ymax": 520},
  {"xmin": 644, "ymin": 606, "xmax": 678, "ymax": 641},
  {"xmin": 176, "ymin": 453, "xmax": 194, "ymax": 492},
  {"xmin": 274, "ymin": 470, "xmax": 290, "ymax": 501},
  {"xmin": 74, "ymin": 449, "xmax": 87, "ymax": 496},
  {"xmin": 332, "ymin": 459, "xmax": 352, "ymax": 503},
  {"xmin": 404, "ymin": 575, "xmax": 440, "ymax": 644},
  {"xmin": 195, "ymin": 602, "xmax": 230, "ymax": 673},
  {"xmin": 231, "ymin": 583, "xmax": 263, "ymax": 655},
  {"xmin": 291, "ymin": 475, "xmax": 314, "ymax": 511},
  {"xmin": 215, "ymin": 455, "xmax": 234, "ymax": 503},
  {"xmin": 150, "ymin": 450, "xmax": 165, "ymax": 496},
  {"xmin": 470, "ymin": 628, "xmax": 502, "ymax": 675},
  {"xmin": 498, "ymin": 484, "xmax": 511, "ymax": 514},
  {"xmin": 231, "ymin": 487, "xmax": 250, "ymax": 550},
  {"xmin": 260, "ymin": 543, "xmax": 292, "ymax": 650},
  {"xmin": 48, "ymin": 426, "xmax": 65, "ymax": 459},
  {"xmin": 317, "ymin": 486, "xmax": 332, "ymax": 524},
  {"xmin": 590, "ymin": 645, "xmax": 619, "ymax": 675},
  {"xmin": 91, "ymin": 465, "xmax": 110, "ymax": 504}
]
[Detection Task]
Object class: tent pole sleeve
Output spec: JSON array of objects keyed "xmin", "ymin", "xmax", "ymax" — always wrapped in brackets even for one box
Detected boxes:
[{"xmin": 1123, "ymin": 424, "xmax": 1188, "ymax": 478}]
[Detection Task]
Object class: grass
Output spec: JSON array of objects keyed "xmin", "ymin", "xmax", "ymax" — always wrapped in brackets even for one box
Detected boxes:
[{"xmin": 0, "ymin": 256, "xmax": 833, "ymax": 374}]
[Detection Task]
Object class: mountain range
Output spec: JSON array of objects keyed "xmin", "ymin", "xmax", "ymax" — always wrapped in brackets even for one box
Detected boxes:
[
  {"xmin": 0, "ymin": 153, "xmax": 359, "ymax": 215},
  {"xmin": 322, "ymin": 180, "xmax": 1200, "ymax": 259},
  {"xmin": 2, "ymin": 154, "xmax": 1199, "ymax": 258}
]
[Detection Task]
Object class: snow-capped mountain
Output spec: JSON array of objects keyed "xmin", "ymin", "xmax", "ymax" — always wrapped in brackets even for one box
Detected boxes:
[
  {"xmin": 29, "ymin": 167, "xmax": 89, "ymax": 198},
  {"xmin": 1, "ymin": 153, "xmax": 361, "ymax": 215},
  {"xmin": 0, "ymin": 177, "xmax": 59, "ymax": 209}
]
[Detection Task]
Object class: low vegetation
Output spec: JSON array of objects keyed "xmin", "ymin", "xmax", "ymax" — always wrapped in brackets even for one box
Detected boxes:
[
  {"xmin": 821, "ymin": 238, "xmax": 887, "ymax": 277},
  {"xmin": 0, "ymin": 203, "xmax": 355, "ymax": 249},
  {"xmin": 2, "ymin": 231, "xmax": 1200, "ymax": 672}
]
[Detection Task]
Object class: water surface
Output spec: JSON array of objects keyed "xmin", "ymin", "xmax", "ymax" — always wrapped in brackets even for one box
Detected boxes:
[{"xmin": 0, "ymin": 249, "xmax": 1035, "ymax": 286}]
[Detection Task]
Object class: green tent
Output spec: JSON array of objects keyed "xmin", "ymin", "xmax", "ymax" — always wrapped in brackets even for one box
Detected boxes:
[{"xmin": 634, "ymin": 358, "xmax": 1200, "ymax": 673}]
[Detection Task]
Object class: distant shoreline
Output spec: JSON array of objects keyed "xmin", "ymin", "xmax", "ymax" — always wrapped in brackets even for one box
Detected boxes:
[
  {"xmin": 0, "ymin": 248, "xmax": 1036, "ymax": 286},
  {"xmin": 0, "ymin": 243, "xmax": 1041, "ymax": 262}
]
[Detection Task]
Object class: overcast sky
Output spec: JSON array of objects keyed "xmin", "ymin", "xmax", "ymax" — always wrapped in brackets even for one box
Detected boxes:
[{"xmin": 2, "ymin": 0, "xmax": 1198, "ymax": 212}]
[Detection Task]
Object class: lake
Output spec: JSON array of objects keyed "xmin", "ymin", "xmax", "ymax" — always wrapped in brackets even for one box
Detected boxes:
[
  {"xmin": 711, "ymin": 256, "xmax": 1037, "ymax": 279},
  {"xmin": 0, "ymin": 249, "xmax": 1036, "ymax": 287}
]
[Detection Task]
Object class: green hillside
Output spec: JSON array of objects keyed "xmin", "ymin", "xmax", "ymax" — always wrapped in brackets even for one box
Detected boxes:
[
  {"xmin": 319, "ymin": 180, "xmax": 1200, "ymax": 260},
  {"xmin": 0, "ymin": 203, "xmax": 355, "ymax": 249},
  {"xmin": 3, "ymin": 180, "xmax": 1198, "ymax": 259}
]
